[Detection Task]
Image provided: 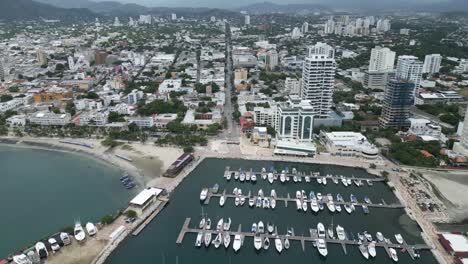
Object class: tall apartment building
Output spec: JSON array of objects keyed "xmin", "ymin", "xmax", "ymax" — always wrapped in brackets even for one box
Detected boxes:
[
  {"xmin": 301, "ymin": 42, "xmax": 336, "ymax": 118},
  {"xmin": 95, "ymin": 50, "xmax": 108, "ymax": 65},
  {"xmin": 37, "ymin": 49, "xmax": 48, "ymax": 66},
  {"xmin": 0, "ymin": 59, "xmax": 4, "ymax": 81},
  {"xmin": 245, "ymin": 15, "xmax": 250, "ymax": 25},
  {"xmin": 265, "ymin": 50, "xmax": 278, "ymax": 71},
  {"xmin": 379, "ymin": 78, "xmax": 416, "ymax": 129},
  {"xmin": 396, "ymin": 55, "xmax": 423, "ymax": 94},
  {"xmin": 301, "ymin": 22, "xmax": 309, "ymax": 33},
  {"xmin": 369, "ymin": 46, "xmax": 395, "ymax": 72},
  {"xmin": 284, "ymin": 78, "xmax": 301, "ymax": 95},
  {"xmin": 324, "ymin": 18, "xmax": 335, "ymax": 34},
  {"xmin": 275, "ymin": 97, "xmax": 315, "ymax": 142},
  {"xmin": 422, "ymin": 54, "xmax": 442, "ymax": 74}
]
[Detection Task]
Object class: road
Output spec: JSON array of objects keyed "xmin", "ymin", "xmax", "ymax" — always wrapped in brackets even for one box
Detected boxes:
[{"xmin": 410, "ymin": 106, "xmax": 454, "ymax": 129}]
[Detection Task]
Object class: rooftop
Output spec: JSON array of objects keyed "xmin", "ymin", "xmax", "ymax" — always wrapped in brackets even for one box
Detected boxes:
[{"xmin": 130, "ymin": 187, "xmax": 163, "ymax": 206}]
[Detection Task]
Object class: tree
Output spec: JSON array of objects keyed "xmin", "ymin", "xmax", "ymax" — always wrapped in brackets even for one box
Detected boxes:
[
  {"xmin": 100, "ymin": 214, "xmax": 115, "ymax": 225},
  {"xmin": 8, "ymin": 86, "xmax": 19, "ymax": 93},
  {"xmin": 55, "ymin": 63, "xmax": 65, "ymax": 72},
  {"xmin": 108, "ymin": 111, "xmax": 125, "ymax": 123},
  {"xmin": 85, "ymin": 92, "xmax": 100, "ymax": 99},
  {"xmin": 125, "ymin": 210, "xmax": 137, "ymax": 218},
  {"xmin": 0, "ymin": 94, "xmax": 13, "ymax": 102},
  {"xmin": 65, "ymin": 101, "xmax": 76, "ymax": 116},
  {"xmin": 183, "ymin": 146, "xmax": 194, "ymax": 153}
]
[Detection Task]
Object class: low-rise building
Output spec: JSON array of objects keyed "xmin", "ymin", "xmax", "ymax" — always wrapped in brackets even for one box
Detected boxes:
[
  {"xmin": 274, "ymin": 140, "xmax": 317, "ymax": 157},
  {"xmin": 253, "ymin": 106, "xmax": 276, "ymax": 128},
  {"xmin": 76, "ymin": 111, "xmax": 108, "ymax": 126},
  {"xmin": 158, "ymin": 79, "xmax": 183, "ymax": 94},
  {"xmin": 128, "ymin": 116, "xmax": 154, "ymax": 128},
  {"xmin": 129, "ymin": 187, "xmax": 163, "ymax": 215},
  {"xmin": 154, "ymin": 113, "xmax": 178, "ymax": 128},
  {"xmin": 182, "ymin": 109, "xmax": 222, "ymax": 129},
  {"xmin": 408, "ymin": 118, "xmax": 444, "ymax": 142},
  {"xmin": 320, "ymin": 131, "xmax": 379, "ymax": 159},
  {"xmin": 6, "ymin": 115, "xmax": 26, "ymax": 127},
  {"xmin": 415, "ymin": 91, "xmax": 464, "ymax": 105},
  {"xmin": 0, "ymin": 99, "xmax": 25, "ymax": 113},
  {"xmin": 29, "ymin": 112, "xmax": 71, "ymax": 126}
]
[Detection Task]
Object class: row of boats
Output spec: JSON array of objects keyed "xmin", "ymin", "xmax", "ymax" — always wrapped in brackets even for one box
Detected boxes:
[
  {"xmin": 225, "ymin": 167, "xmax": 374, "ymax": 187},
  {"xmin": 120, "ymin": 173, "xmax": 136, "ymax": 190},
  {"xmin": 294, "ymin": 190, "xmax": 371, "ymax": 214}
]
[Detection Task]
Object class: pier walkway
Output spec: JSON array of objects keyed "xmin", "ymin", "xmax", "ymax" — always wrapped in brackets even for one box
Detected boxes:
[{"xmin": 132, "ymin": 198, "xmax": 169, "ymax": 236}]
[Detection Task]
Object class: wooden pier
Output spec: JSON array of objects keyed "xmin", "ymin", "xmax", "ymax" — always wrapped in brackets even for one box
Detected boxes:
[{"xmin": 176, "ymin": 218, "xmax": 430, "ymax": 259}]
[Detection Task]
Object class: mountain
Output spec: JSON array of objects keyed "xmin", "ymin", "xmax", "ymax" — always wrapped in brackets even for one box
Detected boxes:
[
  {"xmin": 0, "ymin": 0, "xmax": 96, "ymax": 20},
  {"xmin": 236, "ymin": 2, "xmax": 330, "ymax": 14},
  {"xmin": 35, "ymin": 0, "xmax": 149, "ymax": 15}
]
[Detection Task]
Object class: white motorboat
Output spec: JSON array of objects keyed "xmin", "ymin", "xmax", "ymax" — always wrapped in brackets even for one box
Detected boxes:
[
  {"xmin": 200, "ymin": 188, "xmax": 208, "ymax": 201},
  {"xmin": 293, "ymin": 175, "xmax": 298, "ymax": 182},
  {"xmin": 280, "ymin": 171, "xmax": 286, "ymax": 183},
  {"xmin": 268, "ymin": 173, "xmax": 274, "ymax": 184},
  {"xmin": 12, "ymin": 254, "xmax": 32, "ymax": 264},
  {"xmin": 263, "ymin": 236, "xmax": 270, "ymax": 250},
  {"xmin": 35, "ymin": 242, "xmax": 48, "ymax": 259},
  {"xmin": 240, "ymin": 195, "xmax": 246, "ymax": 206},
  {"xmin": 284, "ymin": 237, "xmax": 290, "ymax": 250},
  {"xmin": 364, "ymin": 232, "xmax": 372, "ymax": 242},
  {"xmin": 261, "ymin": 169, "xmax": 267, "ymax": 180},
  {"xmin": 233, "ymin": 234, "xmax": 242, "ymax": 252},
  {"xmin": 220, "ymin": 195, "xmax": 226, "ymax": 207},
  {"xmin": 327, "ymin": 201, "xmax": 336, "ymax": 212},
  {"xmin": 224, "ymin": 233, "xmax": 231, "ymax": 248},
  {"xmin": 376, "ymin": 232, "xmax": 384, "ymax": 242},
  {"xmin": 368, "ymin": 242, "xmax": 377, "ymax": 258},
  {"xmin": 302, "ymin": 200, "xmax": 308, "ymax": 212},
  {"xmin": 204, "ymin": 232, "xmax": 212, "ymax": 247},
  {"xmin": 199, "ymin": 218, "xmax": 206, "ymax": 229},
  {"xmin": 292, "ymin": 168, "xmax": 297, "ymax": 174},
  {"xmin": 317, "ymin": 223, "xmax": 326, "ymax": 238},
  {"xmin": 317, "ymin": 239, "xmax": 328, "ymax": 257},
  {"xmin": 271, "ymin": 189, "xmax": 277, "ymax": 198},
  {"xmin": 195, "ymin": 232, "xmax": 203, "ymax": 247},
  {"xmin": 213, "ymin": 233, "xmax": 223, "ymax": 248},
  {"xmin": 258, "ymin": 189, "xmax": 264, "ymax": 197},
  {"xmin": 251, "ymin": 222, "xmax": 257, "ymax": 233},
  {"xmin": 333, "ymin": 177, "xmax": 339, "ymax": 184},
  {"xmin": 295, "ymin": 190, "xmax": 301, "ymax": 199},
  {"xmin": 275, "ymin": 236, "xmax": 283, "ymax": 253},
  {"xmin": 317, "ymin": 177, "xmax": 322, "ymax": 184},
  {"xmin": 347, "ymin": 178, "xmax": 352, "ymax": 185},
  {"xmin": 359, "ymin": 243, "xmax": 369, "ymax": 259},
  {"xmin": 267, "ymin": 222, "xmax": 274, "ymax": 234},
  {"xmin": 249, "ymin": 196, "xmax": 255, "ymax": 207},
  {"xmin": 311, "ymin": 199, "xmax": 319, "ymax": 212},
  {"xmin": 86, "ymin": 222, "xmax": 97, "ymax": 236},
  {"xmin": 246, "ymin": 171, "xmax": 251, "ymax": 181},
  {"xmin": 336, "ymin": 225, "xmax": 346, "ymax": 240},
  {"xmin": 256, "ymin": 197, "xmax": 262, "ymax": 208},
  {"xmin": 258, "ymin": 221, "xmax": 265, "ymax": 233},
  {"xmin": 305, "ymin": 176, "xmax": 310, "ymax": 182},
  {"xmin": 234, "ymin": 172, "xmax": 239, "ymax": 180},
  {"xmin": 239, "ymin": 171, "xmax": 245, "ymax": 182},
  {"xmin": 301, "ymin": 190, "xmax": 307, "ymax": 200},
  {"xmin": 235, "ymin": 196, "xmax": 240, "ymax": 206},
  {"xmin": 206, "ymin": 218, "xmax": 212, "ymax": 230},
  {"xmin": 395, "ymin": 234, "xmax": 404, "ymax": 244},
  {"xmin": 262, "ymin": 198, "xmax": 270, "ymax": 209},
  {"xmin": 322, "ymin": 177, "xmax": 327, "ymax": 185},
  {"xmin": 295, "ymin": 199, "xmax": 302, "ymax": 210},
  {"xmin": 271, "ymin": 198, "xmax": 276, "ymax": 209},
  {"xmin": 254, "ymin": 233, "xmax": 262, "ymax": 250},
  {"xmin": 60, "ymin": 232, "xmax": 71, "ymax": 246},
  {"xmin": 251, "ymin": 174, "xmax": 257, "ymax": 182},
  {"xmin": 327, "ymin": 225, "xmax": 334, "ymax": 239},
  {"xmin": 389, "ymin": 248, "xmax": 398, "ymax": 262},
  {"xmin": 317, "ymin": 193, "xmax": 323, "ymax": 200},
  {"xmin": 233, "ymin": 188, "xmax": 238, "ymax": 195},
  {"xmin": 367, "ymin": 179, "xmax": 373, "ymax": 186},
  {"xmin": 216, "ymin": 218, "xmax": 224, "ymax": 231},
  {"xmin": 74, "ymin": 222, "xmax": 86, "ymax": 242},
  {"xmin": 344, "ymin": 204, "xmax": 353, "ymax": 214},
  {"xmin": 335, "ymin": 204, "xmax": 342, "ymax": 212},
  {"xmin": 223, "ymin": 218, "xmax": 231, "ymax": 231},
  {"xmin": 226, "ymin": 173, "xmax": 231, "ymax": 181}
]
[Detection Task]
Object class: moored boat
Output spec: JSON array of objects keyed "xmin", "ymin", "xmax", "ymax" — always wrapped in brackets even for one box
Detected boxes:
[
  {"xmin": 200, "ymin": 188, "xmax": 208, "ymax": 201},
  {"xmin": 251, "ymin": 222, "xmax": 257, "ymax": 233},
  {"xmin": 258, "ymin": 221, "xmax": 265, "ymax": 233},
  {"xmin": 317, "ymin": 239, "xmax": 328, "ymax": 257},
  {"xmin": 195, "ymin": 232, "xmax": 203, "ymax": 247},
  {"xmin": 60, "ymin": 232, "xmax": 71, "ymax": 246},
  {"xmin": 216, "ymin": 218, "xmax": 224, "ymax": 231},
  {"xmin": 213, "ymin": 232, "xmax": 223, "ymax": 248},
  {"xmin": 268, "ymin": 173, "xmax": 274, "ymax": 184},
  {"xmin": 263, "ymin": 236, "xmax": 270, "ymax": 250},
  {"xmin": 233, "ymin": 234, "xmax": 242, "ymax": 252},
  {"xmin": 317, "ymin": 223, "xmax": 326, "ymax": 238},
  {"xmin": 275, "ymin": 236, "xmax": 283, "ymax": 253},
  {"xmin": 12, "ymin": 254, "xmax": 32, "ymax": 264},
  {"xmin": 389, "ymin": 248, "xmax": 398, "ymax": 262},
  {"xmin": 35, "ymin": 242, "xmax": 48, "ymax": 259},
  {"xmin": 223, "ymin": 218, "xmax": 231, "ymax": 231},
  {"xmin": 267, "ymin": 222, "xmax": 274, "ymax": 234},
  {"xmin": 336, "ymin": 225, "xmax": 346, "ymax": 240},
  {"xmin": 204, "ymin": 231, "xmax": 212, "ymax": 247},
  {"xmin": 395, "ymin": 234, "xmax": 404, "ymax": 244},
  {"xmin": 224, "ymin": 233, "xmax": 231, "ymax": 248},
  {"xmin": 359, "ymin": 243, "xmax": 369, "ymax": 259},
  {"xmin": 376, "ymin": 232, "xmax": 384, "ymax": 242},
  {"xmin": 254, "ymin": 233, "xmax": 262, "ymax": 250},
  {"xmin": 368, "ymin": 242, "xmax": 377, "ymax": 258},
  {"xmin": 85, "ymin": 222, "xmax": 97, "ymax": 236},
  {"xmin": 311, "ymin": 198, "xmax": 319, "ymax": 212},
  {"xmin": 220, "ymin": 194, "xmax": 226, "ymax": 207},
  {"xmin": 74, "ymin": 222, "xmax": 86, "ymax": 242}
]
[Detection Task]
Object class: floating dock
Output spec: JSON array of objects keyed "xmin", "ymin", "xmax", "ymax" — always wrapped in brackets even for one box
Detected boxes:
[{"xmin": 176, "ymin": 218, "xmax": 430, "ymax": 260}]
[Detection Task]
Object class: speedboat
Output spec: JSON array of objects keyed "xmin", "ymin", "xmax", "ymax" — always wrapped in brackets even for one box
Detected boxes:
[
  {"xmin": 317, "ymin": 177, "xmax": 322, "ymax": 184},
  {"xmin": 367, "ymin": 179, "xmax": 373, "ymax": 186},
  {"xmin": 212, "ymin": 183, "xmax": 219, "ymax": 194},
  {"xmin": 389, "ymin": 248, "xmax": 398, "ymax": 262},
  {"xmin": 258, "ymin": 221, "xmax": 265, "ymax": 233},
  {"xmin": 263, "ymin": 236, "xmax": 270, "ymax": 250},
  {"xmin": 233, "ymin": 234, "xmax": 242, "ymax": 252},
  {"xmin": 317, "ymin": 239, "xmax": 328, "ymax": 257},
  {"xmin": 199, "ymin": 218, "xmax": 206, "ymax": 229},
  {"xmin": 251, "ymin": 174, "xmax": 257, "ymax": 182},
  {"xmin": 12, "ymin": 254, "xmax": 32, "ymax": 264},
  {"xmin": 254, "ymin": 233, "xmax": 262, "ymax": 250},
  {"xmin": 35, "ymin": 242, "xmax": 48, "ymax": 259},
  {"xmin": 344, "ymin": 204, "xmax": 352, "ymax": 214},
  {"xmin": 217, "ymin": 218, "xmax": 224, "ymax": 231},
  {"xmin": 206, "ymin": 218, "xmax": 212, "ymax": 230},
  {"xmin": 204, "ymin": 231, "xmax": 212, "ymax": 247},
  {"xmin": 295, "ymin": 199, "xmax": 302, "ymax": 210},
  {"xmin": 311, "ymin": 198, "xmax": 319, "ymax": 212},
  {"xmin": 60, "ymin": 232, "xmax": 71, "ymax": 246},
  {"xmin": 295, "ymin": 190, "xmax": 301, "ymax": 199},
  {"xmin": 220, "ymin": 194, "xmax": 226, "ymax": 207},
  {"xmin": 271, "ymin": 198, "xmax": 276, "ymax": 209},
  {"xmin": 336, "ymin": 225, "xmax": 346, "ymax": 240},
  {"xmin": 195, "ymin": 232, "xmax": 203, "ymax": 247},
  {"xmin": 302, "ymin": 200, "xmax": 308, "ymax": 212},
  {"xmin": 271, "ymin": 189, "xmax": 277, "ymax": 198},
  {"xmin": 364, "ymin": 196, "xmax": 371, "ymax": 204},
  {"xmin": 224, "ymin": 233, "xmax": 231, "ymax": 248},
  {"xmin": 249, "ymin": 196, "xmax": 255, "ymax": 207},
  {"xmin": 223, "ymin": 218, "xmax": 231, "ymax": 231},
  {"xmin": 239, "ymin": 171, "xmax": 245, "ymax": 182},
  {"xmin": 327, "ymin": 225, "xmax": 335, "ymax": 239},
  {"xmin": 376, "ymin": 232, "xmax": 384, "ymax": 242},
  {"xmin": 359, "ymin": 243, "xmax": 369, "ymax": 259},
  {"xmin": 395, "ymin": 234, "xmax": 404, "ymax": 244},
  {"xmin": 362, "ymin": 204, "xmax": 370, "ymax": 214},
  {"xmin": 317, "ymin": 223, "xmax": 326, "ymax": 238},
  {"xmin": 213, "ymin": 233, "xmax": 223, "ymax": 248},
  {"xmin": 251, "ymin": 222, "xmax": 257, "ymax": 233},
  {"xmin": 74, "ymin": 222, "xmax": 86, "ymax": 242},
  {"xmin": 246, "ymin": 171, "xmax": 251, "ymax": 181},
  {"xmin": 322, "ymin": 177, "xmax": 327, "ymax": 185},
  {"xmin": 268, "ymin": 173, "xmax": 274, "ymax": 184},
  {"xmin": 284, "ymin": 236, "xmax": 290, "ymax": 250},
  {"xmin": 368, "ymin": 242, "xmax": 377, "ymax": 258},
  {"xmin": 267, "ymin": 222, "xmax": 274, "ymax": 234},
  {"xmin": 200, "ymin": 188, "xmax": 208, "ymax": 201},
  {"xmin": 280, "ymin": 171, "xmax": 286, "ymax": 183},
  {"xmin": 86, "ymin": 222, "xmax": 97, "ymax": 236},
  {"xmin": 48, "ymin": 238, "xmax": 60, "ymax": 252},
  {"xmin": 275, "ymin": 236, "xmax": 283, "ymax": 253}
]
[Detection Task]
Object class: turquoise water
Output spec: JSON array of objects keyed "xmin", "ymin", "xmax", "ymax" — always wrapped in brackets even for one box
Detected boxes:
[
  {"xmin": 0, "ymin": 145, "xmax": 136, "ymax": 257},
  {"xmin": 107, "ymin": 158, "xmax": 437, "ymax": 264}
]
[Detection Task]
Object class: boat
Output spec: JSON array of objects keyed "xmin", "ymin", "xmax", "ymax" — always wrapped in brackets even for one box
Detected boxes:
[
  {"xmin": 305, "ymin": 176, "xmax": 310, "ymax": 182},
  {"xmin": 295, "ymin": 199, "xmax": 302, "ymax": 210},
  {"xmin": 240, "ymin": 195, "xmax": 246, "ymax": 206},
  {"xmin": 376, "ymin": 232, "xmax": 384, "ymax": 242},
  {"xmin": 395, "ymin": 234, "xmax": 404, "ymax": 244},
  {"xmin": 216, "ymin": 218, "xmax": 224, "ymax": 231},
  {"xmin": 317, "ymin": 193, "xmax": 323, "ymax": 201},
  {"xmin": 48, "ymin": 237, "xmax": 60, "ymax": 252},
  {"xmin": 60, "ymin": 232, "xmax": 71, "ymax": 246},
  {"xmin": 206, "ymin": 218, "xmax": 212, "ymax": 230},
  {"xmin": 301, "ymin": 190, "xmax": 307, "ymax": 200},
  {"xmin": 258, "ymin": 221, "xmax": 265, "ymax": 233},
  {"xmin": 284, "ymin": 236, "xmax": 290, "ymax": 250},
  {"xmin": 35, "ymin": 242, "xmax": 48, "ymax": 259},
  {"xmin": 347, "ymin": 178, "xmax": 352, "ymax": 185},
  {"xmin": 213, "ymin": 233, "xmax": 222, "ymax": 248},
  {"xmin": 275, "ymin": 236, "xmax": 283, "ymax": 253},
  {"xmin": 293, "ymin": 175, "xmax": 298, "ymax": 182},
  {"xmin": 317, "ymin": 223, "xmax": 326, "ymax": 238},
  {"xmin": 212, "ymin": 183, "xmax": 219, "ymax": 194},
  {"xmin": 199, "ymin": 218, "xmax": 206, "ymax": 229},
  {"xmin": 319, "ymin": 201, "xmax": 325, "ymax": 211},
  {"xmin": 254, "ymin": 233, "xmax": 262, "ymax": 250},
  {"xmin": 251, "ymin": 223, "xmax": 257, "ymax": 233},
  {"xmin": 327, "ymin": 225, "xmax": 335, "ymax": 239},
  {"xmin": 263, "ymin": 236, "xmax": 270, "ymax": 250},
  {"xmin": 258, "ymin": 189, "xmax": 264, "ymax": 197},
  {"xmin": 226, "ymin": 173, "xmax": 232, "ymax": 181},
  {"xmin": 223, "ymin": 218, "xmax": 231, "ymax": 231},
  {"xmin": 195, "ymin": 232, "xmax": 203, "ymax": 247},
  {"xmin": 12, "ymin": 254, "xmax": 32, "ymax": 264},
  {"xmin": 311, "ymin": 198, "xmax": 319, "ymax": 212},
  {"xmin": 251, "ymin": 174, "xmax": 257, "ymax": 182},
  {"xmin": 354, "ymin": 178, "xmax": 360, "ymax": 187},
  {"xmin": 246, "ymin": 171, "xmax": 251, "ymax": 181},
  {"xmin": 220, "ymin": 194, "xmax": 226, "ymax": 207},
  {"xmin": 235, "ymin": 196, "xmax": 240, "ymax": 206},
  {"xmin": 364, "ymin": 196, "xmax": 371, "ymax": 204},
  {"xmin": 280, "ymin": 171, "xmax": 286, "ymax": 183},
  {"xmin": 86, "ymin": 222, "xmax": 97, "ymax": 236},
  {"xmin": 234, "ymin": 171, "xmax": 239, "ymax": 180},
  {"xmin": 249, "ymin": 196, "xmax": 255, "ymax": 207},
  {"xmin": 342, "ymin": 177, "xmax": 348, "ymax": 187},
  {"xmin": 200, "ymin": 188, "xmax": 208, "ymax": 201},
  {"xmin": 350, "ymin": 194, "xmax": 358, "ymax": 204},
  {"xmin": 262, "ymin": 198, "xmax": 270, "ymax": 209},
  {"xmin": 261, "ymin": 168, "xmax": 267, "ymax": 180},
  {"xmin": 271, "ymin": 198, "xmax": 276, "ymax": 209},
  {"xmin": 224, "ymin": 233, "xmax": 231, "ymax": 248},
  {"xmin": 364, "ymin": 232, "xmax": 373, "ymax": 242},
  {"xmin": 233, "ymin": 188, "xmax": 238, "ymax": 195},
  {"xmin": 239, "ymin": 171, "xmax": 245, "ymax": 182},
  {"xmin": 389, "ymin": 248, "xmax": 398, "ymax": 262},
  {"xmin": 358, "ymin": 233, "xmax": 365, "ymax": 241},
  {"xmin": 322, "ymin": 177, "xmax": 327, "ymax": 185},
  {"xmin": 267, "ymin": 222, "xmax": 274, "ymax": 234},
  {"xmin": 271, "ymin": 189, "xmax": 277, "ymax": 198},
  {"xmin": 74, "ymin": 222, "xmax": 86, "ymax": 242},
  {"xmin": 333, "ymin": 177, "xmax": 339, "ymax": 184},
  {"xmin": 317, "ymin": 239, "xmax": 328, "ymax": 257},
  {"xmin": 268, "ymin": 173, "xmax": 274, "ymax": 184},
  {"xmin": 368, "ymin": 242, "xmax": 377, "ymax": 258},
  {"xmin": 295, "ymin": 190, "xmax": 301, "ymax": 199},
  {"xmin": 336, "ymin": 193, "xmax": 344, "ymax": 202},
  {"xmin": 344, "ymin": 204, "xmax": 352, "ymax": 214},
  {"xmin": 256, "ymin": 197, "xmax": 262, "ymax": 208},
  {"xmin": 309, "ymin": 191, "xmax": 316, "ymax": 201},
  {"xmin": 367, "ymin": 179, "xmax": 373, "ymax": 186},
  {"xmin": 233, "ymin": 234, "xmax": 242, "ymax": 252},
  {"xmin": 362, "ymin": 204, "xmax": 370, "ymax": 214},
  {"xmin": 292, "ymin": 168, "xmax": 297, "ymax": 174},
  {"xmin": 317, "ymin": 177, "xmax": 322, "ymax": 184},
  {"xmin": 336, "ymin": 225, "xmax": 346, "ymax": 240},
  {"xmin": 359, "ymin": 243, "xmax": 369, "ymax": 259},
  {"xmin": 204, "ymin": 232, "xmax": 212, "ymax": 247},
  {"xmin": 302, "ymin": 200, "xmax": 308, "ymax": 212},
  {"xmin": 327, "ymin": 194, "xmax": 335, "ymax": 212}
]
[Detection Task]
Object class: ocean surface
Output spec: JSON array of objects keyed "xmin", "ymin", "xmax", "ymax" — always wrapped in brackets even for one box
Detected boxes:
[
  {"xmin": 107, "ymin": 158, "xmax": 438, "ymax": 264},
  {"xmin": 0, "ymin": 144, "xmax": 136, "ymax": 257}
]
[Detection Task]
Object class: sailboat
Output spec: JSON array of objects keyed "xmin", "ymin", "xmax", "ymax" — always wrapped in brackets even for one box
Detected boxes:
[
  {"xmin": 317, "ymin": 239, "xmax": 328, "ymax": 257},
  {"xmin": 336, "ymin": 225, "xmax": 346, "ymax": 240},
  {"xmin": 254, "ymin": 233, "xmax": 262, "ymax": 250},
  {"xmin": 204, "ymin": 231, "xmax": 212, "ymax": 247},
  {"xmin": 233, "ymin": 234, "xmax": 242, "ymax": 252},
  {"xmin": 223, "ymin": 218, "xmax": 231, "ymax": 231},
  {"xmin": 263, "ymin": 236, "xmax": 270, "ymax": 250},
  {"xmin": 317, "ymin": 223, "xmax": 326, "ymax": 238},
  {"xmin": 195, "ymin": 232, "xmax": 203, "ymax": 247},
  {"xmin": 213, "ymin": 233, "xmax": 223, "ymax": 248},
  {"xmin": 224, "ymin": 233, "xmax": 231, "ymax": 248},
  {"xmin": 359, "ymin": 243, "xmax": 369, "ymax": 259},
  {"xmin": 275, "ymin": 236, "xmax": 283, "ymax": 253}
]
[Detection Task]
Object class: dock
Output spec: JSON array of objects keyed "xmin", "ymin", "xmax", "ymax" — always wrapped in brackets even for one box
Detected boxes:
[
  {"xmin": 132, "ymin": 199, "xmax": 168, "ymax": 236},
  {"xmin": 176, "ymin": 218, "xmax": 431, "ymax": 258}
]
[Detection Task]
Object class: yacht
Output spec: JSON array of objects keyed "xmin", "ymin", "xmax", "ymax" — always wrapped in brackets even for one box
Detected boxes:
[
  {"xmin": 233, "ymin": 188, "xmax": 238, "ymax": 195},
  {"xmin": 317, "ymin": 239, "xmax": 328, "ymax": 257},
  {"xmin": 251, "ymin": 223, "xmax": 257, "ymax": 233},
  {"xmin": 258, "ymin": 189, "xmax": 264, "ymax": 197},
  {"xmin": 249, "ymin": 196, "xmax": 255, "ymax": 207},
  {"xmin": 317, "ymin": 192, "xmax": 323, "ymax": 201},
  {"xmin": 342, "ymin": 177, "xmax": 348, "ymax": 187},
  {"xmin": 234, "ymin": 171, "xmax": 239, "ymax": 180},
  {"xmin": 246, "ymin": 171, "xmax": 251, "ymax": 181},
  {"xmin": 263, "ymin": 236, "xmax": 270, "ymax": 250},
  {"xmin": 199, "ymin": 218, "xmax": 206, "ymax": 229},
  {"xmin": 204, "ymin": 231, "xmax": 212, "ymax": 247},
  {"xmin": 256, "ymin": 197, "xmax": 262, "ymax": 208},
  {"xmin": 293, "ymin": 175, "xmax": 298, "ymax": 182},
  {"xmin": 301, "ymin": 190, "xmax": 307, "ymax": 200},
  {"xmin": 317, "ymin": 177, "xmax": 322, "ymax": 184},
  {"xmin": 60, "ymin": 232, "xmax": 71, "ymax": 246},
  {"xmin": 235, "ymin": 196, "xmax": 240, "ymax": 207},
  {"xmin": 368, "ymin": 242, "xmax": 377, "ymax": 258},
  {"xmin": 327, "ymin": 199, "xmax": 335, "ymax": 212},
  {"xmin": 224, "ymin": 233, "xmax": 231, "ymax": 248},
  {"xmin": 267, "ymin": 222, "xmax": 274, "ymax": 234},
  {"xmin": 195, "ymin": 232, "xmax": 203, "ymax": 247},
  {"xmin": 359, "ymin": 243, "xmax": 369, "ymax": 259},
  {"xmin": 389, "ymin": 248, "xmax": 398, "ymax": 262},
  {"xmin": 12, "ymin": 254, "xmax": 32, "ymax": 264},
  {"xmin": 206, "ymin": 218, "xmax": 212, "ymax": 230},
  {"xmin": 344, "ymin": 204, "xmax": 353, "ymax": 214},
  {"xmin": 295, "ymin": 199, "xmax": 302, "ymax": 210},
  {"xmin": 317, "ymin": 223, "xmax": 326, "ymax": 238},
  {"xmin": 336, "ymin": 225, "xmax": 346, "ymax": 240},
  {"xmin": 302, "ymin": 200, "xmax": 308, "ymax": 212},
  {"xmin": 251, "ymin": 174, "xmax": 257, "ymax": 182},
  {"xmin": 376, "ymin": 232, "xmax": 384, "ymax": 242},
  {"xmin": 239, "ymin": 171, "xmax": 245, "ymax": 182},
  {"xmin": 280, "ymin": 171, "xmax": 286, "ymax": 183},
  {"xmin": 364, "ymin": 232, "xmax": 373, "ymax": 242},
  {"xmin": 395, "ymin": 234, "xmax": 404, "ymax": 244},
  {"xmin": 327, "ymin": 225, "xmax": 335, "ymax": 239},
  {"xmin": 261, "ymin": 170, "xmax": 267, "ymax": 180},
  {"xmin": 335, "ymin": 203, "xmax": 342, "ymax": 212},
  {"xmin": 35, "ymin": 242, "xmax": 48, "ymax": 259},
  {"xmin": 233, "ymin": 234, "xmax": 242, "ymax": 252},
  {"xmin": 292, "ymin": 168, "xmax": 297, "ymax": 174},
  {"xmin": 262, "ymin": 198, "xmax": 270, "ymax": 209},
  {"xmin": 295, "ymin": 190, "xmax": 302, "ymax": 199},
  {"xmin": 333, "ymin": 177, "xmax": 339, "ymax": 184},
  {"xmin": 275, "ymin": 236, "xmax": 283, "ymax": 253},
  {"xmin": 364, "ymin": 196, "xmax": 371, "ymax": 204},
  {"xmin": 268, "ymin": 173, "xmax": 274, "ymax": 184},
  {"xmin": 74, "ymin": 222, "xmax": 86, "ymax": 242},
  {"xmin": 311, "ymin": 198, "xmax": 319, "ymax": 212},
  {"xmin": 258, "ymin": 221, "xmax": 265, "ymax": 233},
  {"xmin": 216, "ymin": 218, "xmax": 224, "ymax": 231},
  {"xmin": 226, "ymin": 173, "xmax": 231, "ymax": 181},
  {"xmin": 213, "ymin": 233, "xmax": 222, "ymax": 248},
  {"xmin": 86, "ymin": 222, "xmax": 97, "ymax": 236},
  {"xmin": 254, "ymin": 233, "xmax": 262, "ymax": 250},
  {"xmin": 322, "ymin": 177, "xmax": 327, "ymax": 185},
  {"xmin": 271, "ymin": 189, "xmax": 277, "ymax": 198},
  {"xmin": 212, "ymin": 183, "xmax": 219, "ymax": 194},
  {"xmin": 200, "ymin": 188, "xmax": 208, "ymax": 201},
  {"xmin": 271, "ymin": 198, "xmax": 276, "ymax": 209},
  {"xmin": 309, "ymin": 191, "xmax": 316, "ymax": 201},
  {"xmin": 219, "ymin": 194, "xmax": 226, "ymax": 207},
  {"xmin": 305, "ymin": 176, "xmax": 310, "ymax": 182},
  {"xmin": 223, "ymin": 218, "xmax": 231, "ymax": 231},
  {"xmin": 350, "ymin": 194, "xmax": 358, "ymax": 204},
  {"xmin": 347, "ymin": 178, "xmax": 352, "ymax": 185},
  {"xmin": 240, "ymin": 195, "xmax": 246, "ymax": 206},
  {"xmin": 336, "ymin": 193, "xmax": 344, "ymax": 202},
  {"xmin": 284, "ymin": 236, "xmax": 290, "ymax": 250}
]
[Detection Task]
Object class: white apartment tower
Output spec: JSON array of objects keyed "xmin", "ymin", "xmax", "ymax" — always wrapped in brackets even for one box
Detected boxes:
[
  {"xmin": 245, "ymin": 15, "xmax": 250, "ymax": 25},
  {"xmin": 369, "ymin": 46, "xmax": 395, "ymax": 72},
  {"xmin": 422, "ymin": 54, "xmax": 442, "ymax": 74},
  {"xmin": 301, "ymin": 42, "xmax": 336, "ymax": 118},
  {"xmin": 302, "ymin": 22, "xmax": 309, "ymax": 33},
  {"xmin": 324, "ymin": 18, "xmax": 335, "ymax": 34},
  {"xmin": 265, "ymin": 50, "xmax": 278, "ymax": 71},
  {"xmin": 171, "ymin": 13, "xmax": 177, "ymax": 20},
  {"xmin": 396, "ymin": 55, "xmax": 423, "ymax": 93}
]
